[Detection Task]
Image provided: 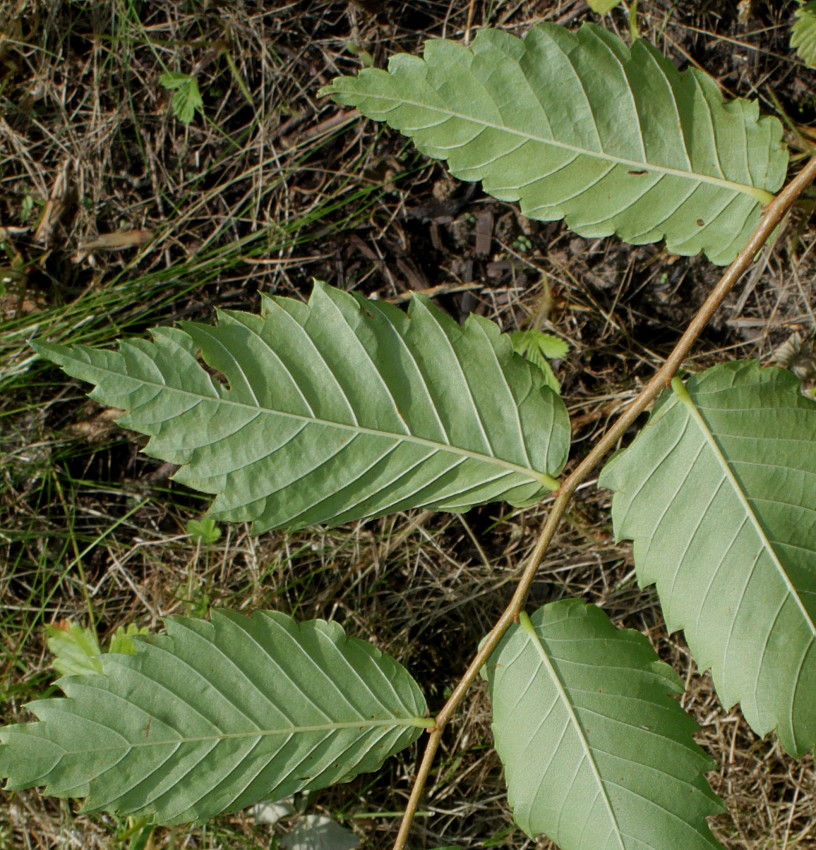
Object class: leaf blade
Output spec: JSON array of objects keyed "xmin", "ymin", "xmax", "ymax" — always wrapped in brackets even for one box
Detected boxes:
[
  {"xmin": 588, "ymin": 0, "xmax": 622, "ymax": 11},
  {"xmin": 791, "ymin": 2, "xmax": 816, "ymax": 68},
  {"xmin": 484, "ymin": 600, "xmax": 724, "ymax": 849},
  {"xmin": 45, "ymin": 621, "xmax": 103, "ymax": 677},
  {"xmin": 0, "ymin": 611, "xmax": 430, "ymax": 824},
  {"xmin": 600, "ymin": 361, "xmax": 816, "ymax": 755},
  {"xmin": 323, "ymin": 23, "xmax": 787, "ymax": 264},
  {"xmin": 159, "ymin": 72, "xmax": 202, "ymax": 123},
  {"xmin": 33, "ymin": 283, "xmax": 569, "ymax": 532},
  {"xmin": 508, "ymin": 330, "xmax": 568, "ymax": 393}
]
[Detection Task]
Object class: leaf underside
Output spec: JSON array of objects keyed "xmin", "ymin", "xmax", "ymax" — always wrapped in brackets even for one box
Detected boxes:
[
  {"xmin": 791, "ymin": 2, "xmax": 816, "ymax": 68},
  {"xmin": 34, "ymin": 282, "xmax": 569, "ymax": 532},
  {"xmin": 484, "ymin": 600, "xmax": 724, "ymax": 849},
  {"xmin": 0, "ymin": 611, "xmax": 429, "ymax": 824},
  {"xmin": 601, "ymin": 361, "xmax": 816, "ymax": 756},
  {"xmin": 324, "ymin": 23, "xmax": 787, "ymax": 265}
]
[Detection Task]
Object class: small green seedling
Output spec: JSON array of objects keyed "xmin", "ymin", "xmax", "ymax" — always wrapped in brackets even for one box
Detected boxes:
[
  {"xmin": 186, "ymin": 516, "xmax": 222, "ymax": 544},
  {"xmin": 160, "ymin": 72, "xmax": 203, "ymax": 124}
]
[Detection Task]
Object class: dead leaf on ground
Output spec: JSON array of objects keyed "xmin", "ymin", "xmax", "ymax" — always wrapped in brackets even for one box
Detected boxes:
[
  {"xmin": 0, "ymin": 226, "xmax": 31, "ymax": 241},
  {"xmin": 79, "ymin": 230, "xmax": 153, "ymax": 251},
  {"xmin": 68, "ymin": 408, "xmax": 124, "ymax": 442},
  {"xmin": 33, "ymin": 159, "xmax": 75, "ymax": 245},
  {"xmin": 1, "ymin": 294, "xmax": 42, "ymax": 317},
  {"xmin": 72, "ymin": 229, "xmax": 153, "ymax": 263}
]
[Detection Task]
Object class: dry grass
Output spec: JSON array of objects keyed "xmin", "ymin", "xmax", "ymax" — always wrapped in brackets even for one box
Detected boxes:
[{"xmin": 1, "ymin": 0, "xmax": 815, "ymax": 848}]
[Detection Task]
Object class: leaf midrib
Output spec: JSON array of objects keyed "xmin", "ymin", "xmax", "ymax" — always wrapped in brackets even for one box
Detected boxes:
[
  {"xmin": 75, "ymin": 354, "xmax": 561, "ymax": 489},
  {"xmin": 44, "ymin": 716, "xmax": 433, "ymax": 756},
  {"xmin": 348, "ymin": 91, "xmax": 774, "ymax": 203},
  {"xmin": 519, "ymin": 613, "xmax": 626, "ymax": 850},
  {"xmin": 672, "ymin": 380, "xmax": 816, "ymax": 640}
]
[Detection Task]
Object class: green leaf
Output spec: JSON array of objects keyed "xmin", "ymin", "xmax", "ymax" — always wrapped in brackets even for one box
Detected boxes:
[
  {"xmin": 588, "ymin": 0, "xmax": 622, "ymax": 12},
  {"xmin": 45, "ymin": 621, "xmax": 102, "ymax": 677},
  {"xmin": 600, "ymin": 361, "xmax": 816, "ymax": 756},
  {"xmin": 508, "ymin": 330, "xmax": 569, "ymax": 393},
  {"xmin": 519, "ymin": 331, "xmax": 569, "ymax": 361},
  {"xmin": 159, "ymin": 72, "xmax": 202, "ymax": 124},
  {"xmin": 159, "ymin": 72, "xmax": 193, "ymax": 90},
  {"xmin": 107, "ymin": 624, "xmax": 149, "ymax": 655},
  {"xmin": 323, "ymin": 23, "xmax": 787, "ymax": 265},
  {"xmin": 185, "ymin": 516, "xmax": 222, "ymax": 544},
  {"xmin": 483, "ymin": 600, "xmax": 725, "ymax": 849},
  {"xmin": 0, "ymin": 610, "xmax": 431, "ymax": 824},
  {"xmin": 33, "ymin": 282, "xmax": 569, "ymax": 532},
  {"xmin": 791, "ymin": 2, "xmax": 816, "ymax": 68}
]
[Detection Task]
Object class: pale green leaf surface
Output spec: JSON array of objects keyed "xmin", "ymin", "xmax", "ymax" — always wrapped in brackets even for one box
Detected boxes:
[
  {"xmin": 186, "ymin": 516, "xmax": 222, "ymax": 544},
  {"xmin": 171, "ymin": 82, "xmax": 202, "ymax": 124},
  {"xmin": 159, "ymin": 72, "xmax": 193, "ymax": 90},
  {"xmin": 160, "ymin": 73, "xmax": 202, "ymax": 123},
  {"xmin": 588, "ymin": 0, "xmax": 622, "ymax": 12},
  {"xmin": 600, "ymin": 361, "xmax": 816, "ymax": 755},
  {"xmin": 521, "ymin": 330, "xmax": 569, "ymax": 361},
  {"xmin": 484, "ymin": 599, "xmax": 724, "ymax": 849},
  {"xmin": 509, "ymin": 330, "xmax": 568, "ymax": 393},
  {"xmin": 45, "ymin": 622, "xmax": 103, "ymax": 677},
  {"xmin": 33, "ymin": 282, "xmax": 569, "ymax": 532},
  {"xmin": 791, "ymin": 2, "xmax": 816, "ymax": 68},
  {"xmin": 0, "ymin": 610, "xmax": 430, "ymax": 824},
  {"xmin": 323, "ymin": 23, "xmax": 787, "ymax": 265},
  {"xmin": 107, "ymin": 624, "xmax": 149, "ymax": 655}
]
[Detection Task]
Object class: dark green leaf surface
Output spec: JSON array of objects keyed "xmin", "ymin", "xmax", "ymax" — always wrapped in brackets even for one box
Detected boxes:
[
  {"xmin": 0, "ymin": 611, "xmax": 430, "ymax": 824},
  {"xmin": 34, "ymin": 283, "xmax": 568, "ymax": 532},
  {"xmin": 324, "ymin": 24, "xmax": 787, "ymax": 264},
  {"xmin": 601, "ymin": 361, "xmax": 816, "ymax": 755},
  {"xmin": 484, "ymin": 600, "xmax": 724, "ymax": 849}
]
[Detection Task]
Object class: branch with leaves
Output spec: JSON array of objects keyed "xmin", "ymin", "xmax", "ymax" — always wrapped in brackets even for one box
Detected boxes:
[
  {"xmin": 2, "ymin": 20, "xmax": 816, "ymax": 850},
  {"xmin": 393, "ymin": 151, "xmax": 816, "ymax": 849}
]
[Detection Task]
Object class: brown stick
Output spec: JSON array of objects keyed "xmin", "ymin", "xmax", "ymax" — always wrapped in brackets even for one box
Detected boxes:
[{"xmin": 392, "ymin": 152, "xmax": 816, "ymax": 850}]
